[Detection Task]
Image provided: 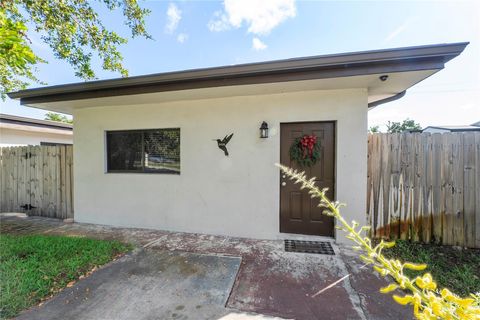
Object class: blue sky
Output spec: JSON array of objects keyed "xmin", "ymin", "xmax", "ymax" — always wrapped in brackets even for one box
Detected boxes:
[{"xmin": 1, "ymin": 0, "xmax": 479, "ymax": 130}]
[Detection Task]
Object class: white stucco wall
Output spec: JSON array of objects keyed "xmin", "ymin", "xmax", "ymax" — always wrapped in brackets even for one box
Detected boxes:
[
  {"xmin": 0, "ymin": 128, "xmax": 73, "ymax": 147},
  {"xmin": 73, "ymin": 88, "xmax": 368, "ymax": 243}
]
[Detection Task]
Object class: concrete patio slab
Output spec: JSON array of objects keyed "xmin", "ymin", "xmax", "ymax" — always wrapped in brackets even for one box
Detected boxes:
[
  {"xmin": 2, "ymin": 214, "xmax": 413, "ymax": 319},
  {"xmin": 16, "ymin": 250, "xmax": 242, "ymax": 320},
  {"xmin": 142, "ymin": 233, "xmax": 364, "ymax": 320}
]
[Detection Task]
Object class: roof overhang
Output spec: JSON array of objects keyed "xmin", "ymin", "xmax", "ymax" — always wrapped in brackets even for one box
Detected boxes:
[
  {"xmin": 0, "ymin": 122, "xmax": 73, "ymax": 136},
  {"xmin": 7, "ymin": 42, "xmax": 468, "ymax": 114},
  {"xmin": 423, "ymin": 125, "xmax": 480, "ymax": 132},
  {"xmin": 0, "ymin": 113, "xmax": 72, "ymax": 130}
]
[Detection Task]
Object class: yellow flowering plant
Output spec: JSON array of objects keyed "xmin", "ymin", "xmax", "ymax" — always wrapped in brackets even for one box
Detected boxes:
[{"xmin": 277, "ymin": 164, "xmax": 480, "ymax": 320}]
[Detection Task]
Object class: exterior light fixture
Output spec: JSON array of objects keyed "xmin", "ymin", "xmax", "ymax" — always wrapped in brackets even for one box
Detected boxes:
[
  {"xmin": 379, "ymin": 75, "xmax": 389, "ymax": 82},
  {"xmin": 260, "ymin": 121, "xmax": 269, "ymax": 138}
]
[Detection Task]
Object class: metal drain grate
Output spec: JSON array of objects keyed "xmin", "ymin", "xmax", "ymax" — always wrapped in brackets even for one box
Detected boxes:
[{"xmin": 284, "ymin": 240, "xmax": 335, "ymax": 255}]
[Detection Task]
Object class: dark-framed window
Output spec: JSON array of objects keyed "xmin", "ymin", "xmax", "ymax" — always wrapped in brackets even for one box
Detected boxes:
[
  {"xmin": 40, "ymin": 142, "xmax": 72, "ymax": 146},
  {"xmin": 106, "ymin": 128, "xmax": 180, "ymax": 174}
]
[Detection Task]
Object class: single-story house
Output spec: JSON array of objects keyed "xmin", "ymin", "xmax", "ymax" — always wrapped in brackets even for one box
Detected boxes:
[
  {"xmin": 0, "ymin": 114, "xmax": 73, "ymax": 147},
  {"xmin": 422, "ymin": 121, "xmax": 480, "ymax": 133},
  {"xmin": 8, "ymin": 42, "xmax": 467, "ymax": 243}
]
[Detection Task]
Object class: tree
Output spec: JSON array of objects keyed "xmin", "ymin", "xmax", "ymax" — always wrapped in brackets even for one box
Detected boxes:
[
  {"xmin": 386, "ymin": 118, "xmax": 422, "ymax": 133},
  {"xmin": 45, "ymin": 112, "xmax": 73, "ymax": 124},
  {"xmin": 0, "ymin": 10, "xmax": 44, "ymax": 100},
  {"xmin": 0, "ymin": 0, "xmax": 151, "ymax": 100},
  {"xmin": 369, "ymin": 125, "xmax": 380, "ymax": 133}
]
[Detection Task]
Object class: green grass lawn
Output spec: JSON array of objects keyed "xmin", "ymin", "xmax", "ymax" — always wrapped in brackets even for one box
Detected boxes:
[
  {"xmin": 382, "ymin": 240, "xmax": 480, "ymax": 297},
  {"xmin": 0, "ymin": 234, "xmax": 131, "ymax": 319}
]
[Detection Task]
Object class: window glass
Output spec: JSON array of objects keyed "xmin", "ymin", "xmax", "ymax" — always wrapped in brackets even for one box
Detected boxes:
[
  {"xmin": 106, "ymin": 129, "xmax": 180, "ymax": 174},
  {"xmin": 106, "ymin": 131, "xmax": 143, "ymax": 172},
  {"xmin": 144, "ymin": 129, "xmax": 180, "ymax": 174}
]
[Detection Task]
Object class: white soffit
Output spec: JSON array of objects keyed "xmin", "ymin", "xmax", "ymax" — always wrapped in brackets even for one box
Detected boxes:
[{"xmin": 28, "ymin": 69, "xmax": 439, "ymax": 114}]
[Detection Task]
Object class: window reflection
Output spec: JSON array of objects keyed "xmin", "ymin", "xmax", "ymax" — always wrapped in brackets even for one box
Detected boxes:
[{"xmin": 106, "ymin": 129, "xmax": 180, "ymax": 174}]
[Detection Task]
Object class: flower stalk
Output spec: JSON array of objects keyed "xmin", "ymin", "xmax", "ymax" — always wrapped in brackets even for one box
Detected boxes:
[{"xmin": 276, "ymin": 164, "xmax": 480, "ymax": 320}]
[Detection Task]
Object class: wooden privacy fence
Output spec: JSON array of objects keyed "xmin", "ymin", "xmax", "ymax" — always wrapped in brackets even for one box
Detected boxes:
[
  {"xmin": 367, "ymin": 132, "xmax": 480, "ymax": 248},
  {"xmin": 0, "ymin": 145, "xmax": 73, "ymax": 219}
]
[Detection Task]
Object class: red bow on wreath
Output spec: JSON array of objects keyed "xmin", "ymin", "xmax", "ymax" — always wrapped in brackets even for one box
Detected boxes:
[{"xmin": 300, "ymin": 134, "xmax": 317, "ymax": 159}]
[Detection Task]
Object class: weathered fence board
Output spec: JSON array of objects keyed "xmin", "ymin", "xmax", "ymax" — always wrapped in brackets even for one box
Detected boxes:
[
  {"xmin": 367, "ymin": 132, "xmax": 480, "ymax": 248},
  {"xmin": 0, "ymin": 145, "xmax": 73, "ymax": 219}
]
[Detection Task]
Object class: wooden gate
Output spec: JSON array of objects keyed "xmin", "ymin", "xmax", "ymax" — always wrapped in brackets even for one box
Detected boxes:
[{"xmin": 0, "ymin": 145, "xmax": 73, "ymax": 219}]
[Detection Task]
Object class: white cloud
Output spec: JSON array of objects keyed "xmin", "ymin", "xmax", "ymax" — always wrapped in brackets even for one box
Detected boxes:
[
  {"xmin": 252, "ymin": 37, "xmax": 267, "ymax": 51},
  {"xmin": 165, "ymin": 3, "xmax": 181, "ymax": 34},
  {"xmin": 207, "ymin": 11, "xmax": 231, "ymax": 32},
  {"xmin": 208, "ymin": 0, "xmax": 296, "ymax": 35},
  {"xmin": 177, "ymin": 33, "xmax": 189, "ymax": 43}
]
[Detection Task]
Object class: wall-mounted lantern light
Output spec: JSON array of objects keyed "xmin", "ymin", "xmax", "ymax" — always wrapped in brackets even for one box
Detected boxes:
[{"xmin": 260, "ymin": 121, "xmax": 269, "ymax": 138}]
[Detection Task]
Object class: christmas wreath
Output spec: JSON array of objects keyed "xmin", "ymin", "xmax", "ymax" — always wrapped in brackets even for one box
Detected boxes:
[{"xmin": 289, "ymin": 134, "xmax": 321, "ymax": 167}]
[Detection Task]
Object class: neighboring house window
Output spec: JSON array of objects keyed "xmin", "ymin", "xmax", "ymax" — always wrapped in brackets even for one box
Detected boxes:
[
  {"xmin": 106, "ymin": 129, "xmax": 180, "ymax": 174},
  {"xmin": 40, "ymin": 142, "xmax": 72, "ymax": 146}
]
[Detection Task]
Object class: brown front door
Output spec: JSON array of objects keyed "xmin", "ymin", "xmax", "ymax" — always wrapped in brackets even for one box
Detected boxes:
[{"xmin": 280, "ymin": 122, "xmax": 335, "ymax": 236}]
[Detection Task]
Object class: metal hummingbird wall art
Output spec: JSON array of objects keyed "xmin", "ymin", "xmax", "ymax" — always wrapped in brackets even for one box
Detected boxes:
[{"xmin": 213, "ymin": 133, "xmax": 233, "ymax": 156}]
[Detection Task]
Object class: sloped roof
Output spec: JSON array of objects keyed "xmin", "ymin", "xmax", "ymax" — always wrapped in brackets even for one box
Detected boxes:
[
  {"xmin": 423, "ymin": 123, "xmax": 480, "ymax": 132},
  {"xmin": 0, "ymin": 113, "xmax": 72, "ymax": 130},
  {"xmin": 7, "ymin": 42, "xmax": 468, "ymax": 113}
]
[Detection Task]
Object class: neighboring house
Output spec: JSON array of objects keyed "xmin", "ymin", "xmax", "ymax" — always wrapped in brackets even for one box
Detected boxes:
[
  {"xmin": 8, "ymin": 42, "xmax": 467, "ymax": 243},
  {"xmin": 422, "ymin": 121, "xmax": 480, "ymax": 133},
  {"xmin": 0, "ymin": 114, "xmax": 73, "ymax": 147}
]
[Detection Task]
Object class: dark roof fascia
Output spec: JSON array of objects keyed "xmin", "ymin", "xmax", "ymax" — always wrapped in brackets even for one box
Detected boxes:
[
  {"xmin": 0, "ymin": 114, "xmax": 72, "ymax": 131},
  {"xmin": 449, "ymin": 128, "xmax": 480, "ymax": 132},
  {"xmin": 8, "ymin": 42, "xmax": 469, "ymax": 105}
]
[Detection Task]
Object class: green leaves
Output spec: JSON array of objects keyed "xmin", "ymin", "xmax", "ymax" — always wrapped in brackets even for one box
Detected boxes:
[
  {"xmin": 0, "ymin": 234, "xmax": 131, "ymax": 318},
  {"xmin": 0, "ymin": 0, "xmax": 151, "ymax": 99},
  {"xmin": 0, "ymin": 9, "xmax": 44, "ymax": 99},
  {"xmin": 44, "ymin": 112, "xmax": 73, "ymax": 124},
  {"xmin": 386, "ymin": 118, "xmax": 421, "ymax": 133}
]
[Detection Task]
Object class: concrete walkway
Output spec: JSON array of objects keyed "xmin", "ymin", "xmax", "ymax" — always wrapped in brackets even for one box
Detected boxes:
[
  {"xmin": 17, "ymin": 250, "xmax": 243, "ymax": 320},
  {"xmin": 1, "ymin": 214, "xmax": 412, "ymax": 320}
]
